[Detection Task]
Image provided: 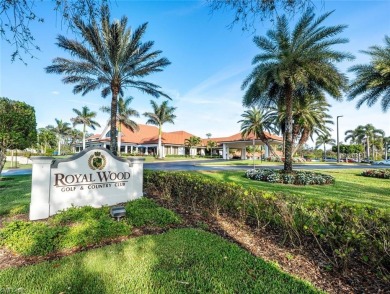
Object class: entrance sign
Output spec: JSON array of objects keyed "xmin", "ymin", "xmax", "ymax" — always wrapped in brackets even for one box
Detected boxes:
[{"xmin": 29, "ymin": 147, "xmax": 144, "ymax": 220}]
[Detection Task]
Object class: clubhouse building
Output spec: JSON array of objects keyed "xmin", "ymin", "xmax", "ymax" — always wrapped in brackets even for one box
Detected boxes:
[{"xmin": 77, "ymin": 123, "xmax": 283, "ymax": 160}]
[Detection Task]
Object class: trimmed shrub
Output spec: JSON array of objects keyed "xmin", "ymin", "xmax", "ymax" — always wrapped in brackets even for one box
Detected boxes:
[
  {"xmin": 0, "ymin": 198, "xmax": 181, "ymax": 256},
  {"xmin": 245, "ymin": 169, "xmax": 335, "ymax": 185},
  {"xmin": 361, "ymin": 169, "xmax": 390, "ymax": 179},
  {"xmin": 125, "ymin": 198, "xmax": 181, "ymax": 227},
  {"xmin": 144, "ymin": 170, "xmax": 390, "ymax": 272}
]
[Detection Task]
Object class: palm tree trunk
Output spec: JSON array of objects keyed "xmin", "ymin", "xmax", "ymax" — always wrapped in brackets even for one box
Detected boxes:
[
  {"xmin": 82, "ymin": 124, "xmax": 86, "ymax": 150},
  {"xmin": 323, "ymin": 144, "xmax": 326, "ymax": 161},
  {"xmin": 58, "ymin": 136, "xmax": 61, "ymax": 155},
  {"xmin": 284, "ymin": 85, "xmax": 294, "ymax": 172},
  {"xmin": 117, "ymin": 123, "xmax": 122, "ymax": 156},
  {"xmin": 158, "ymin": 125, "xmax": 162, "ymax": 159},
  {"xmin": 366, "ymin": 136, "xmax": 370, "ymax": 159},
  {"xmin": 110, "ymin": 82, "xmax": 119, "ymax": 156}
]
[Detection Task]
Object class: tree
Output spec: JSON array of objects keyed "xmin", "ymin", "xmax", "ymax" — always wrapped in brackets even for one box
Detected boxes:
[
  {"xmin": 272, "ymin": 94, "xmax": 333, "ymax": 156},
  {"xmin": 101, "ymin": 96, "xmax": 140, "ymax": 156},
  {"xmin": 344, "ymin": 124, "xmax": 384, "ymax": 159},
  {"xmin": 315, "ymin": 134, "xmax": 335, "ymax": 161},
  {"xmin": 206, "ymin": 140, "xmax": 217, "ymax": 157},
  {"xmin": 66, "ymin": 129, "xmax": 83, "ymax": 153},
  {"xmin": 45, "ymin": 5, "xmax": 171, "ymax": 156},
  {"xmin": 0, "ymin": 97, "xmax": 37, "ymax": 173},
  {"xmin": 242, "ymin": 9, "xmax": 351, "ymax": 172},
  {"xmin": 71, "ymin": 106, "xmax": 101, "ymax": 151},
  {"xmin": 206, "ymin": 133, "xmax": 212, "ymax": 139},
  {"xmin": 208, "ymin": 0, "xmax": 314, "ymax": 31},
  {"xmin": 238, "ymin": 107, "xmax": 280, "ymax": 159},
  {"xmin": 37, "ymin": 127, "xmax": 57, "ymax": 154},
  {"xmin": 0, "ymin": 0, "xmax": 108, "ymax": 63},
  {"xmin": 143, "ymin": 100, "xmax": 176, "ymax": 159},
  {"xmin": 51, "ymin": 119, "xmax": 71, "ymax": 155},
  {"xmin": 185, "ymin": 136, "xmax": 201, "ymax": 158},
  {"xmin": 383, "ymin": 136, "xmax": 390, "ymax": 160},
  {"xmin": 348, "ymin": 36, "xmax": 390, "ymax": 112}
]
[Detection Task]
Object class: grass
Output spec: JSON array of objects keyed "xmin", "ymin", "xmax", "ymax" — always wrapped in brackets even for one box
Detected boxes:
[
  {"xmin": 0, "ymin": 229, "xmax": 321, "ymax": 294},
  {"xmin": 197, "ymin": 169, "xmax": 390, "ymax": 210},
  {"xmin": 3, "ymin": 162, "xmax": 32, "ymax": 169},
  {"xmin": 0, "ymin": 175, "xmax": 31, "ymax": 215},
  {"xmin": 199, "ymin": 159, "xmax": 283, "ymax": 166}
]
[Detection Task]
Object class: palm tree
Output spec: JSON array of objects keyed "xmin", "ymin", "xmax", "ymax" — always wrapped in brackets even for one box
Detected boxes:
[
  {"xmin": 51, "ymin": 119, "xmax": 71, "ymax": 155},
  {"xmin": 143, "ymin": 100, "xmax": 176, "ymax": 159},
  {"xmin": 206, "ymin": 140, "xmax": 217, "ymax": 157},
  {"xmin": 185, "ymin": 136, "xmax": 201, "ymax": 158},
  {"xmin": 68, "ymin": 129, "xmax": 83, "ymax": 153},
  {"xmin": 315, "ymin": 134, "xmax": 336, "ymax": 161},
  {"xmin": 345, "ymin": 124, "xmax": 385, "ymax": 159},
  {"xmin": 45, "ymin": 5, "xmax": 171, "ymax": 155},
  {"xmin": 238, "ymin": 107, "xmax": 280, "ymax": 159},
  {"xmin": 206, "ymin": 133, "xmax": 212, "ymax": 139},
  {"xmin": 348, "ymin": 36, "xmax": 390, "ymax": 112},
  {"xmin": 383, "ymin": 136, "xmax": 390, "ymax": 160},
  {"xmin": 101, "ymin": 96, "xmax": 140, "ymax": 156},
  {"xmin": 71, "ymin": 106, "xmax": 101, "ymax": 151},
  {"xmin": 241, "ymin": 9, "xmax": 352, "ymax": 172},
  {"xmin": 273, "ymin": 94, "xmax": 333, "ymax": 156}
]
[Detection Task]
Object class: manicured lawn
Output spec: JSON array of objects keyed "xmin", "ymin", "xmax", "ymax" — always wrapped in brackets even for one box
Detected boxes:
[
  {"xmin": 198, "ymin": 169, "xmax": 390, "ymax": 209},
  {"xmin": 0, "ymin": 175, "xmax": 31, "ymax": 215},
  {"xmin": 3, "ymin": 162, "xmax": 32, "ymax": 169},
  {"xmin": 199, "ymin": 159, "xmax": 283, "ymax": 166},
  {"xmin": 0, "ymin": 229, "xmax": 320, "ymax": 294}
]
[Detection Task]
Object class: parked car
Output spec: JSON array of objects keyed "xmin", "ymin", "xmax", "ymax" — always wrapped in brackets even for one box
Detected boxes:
[
  {"xmin": 342, "ymin": 158, "xmax": 358, "ymax": 163},
  {"xmin": 323, "ymin": 157, "xmax": 337, "ymax": 162},
  {"xmin": 361, "ymin": 158, "xmax": 372, "ymax": 163},
  {"xmin": 372, "ymin": 159, "xmax": 390, "ymax": 165}
]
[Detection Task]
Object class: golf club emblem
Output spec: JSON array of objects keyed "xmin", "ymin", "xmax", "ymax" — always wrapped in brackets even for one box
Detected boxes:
[{"xmin": 88, "ymin": 151, "xmax": 106, "ymax": 170}]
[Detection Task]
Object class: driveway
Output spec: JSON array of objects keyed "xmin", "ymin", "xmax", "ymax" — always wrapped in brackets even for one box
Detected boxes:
[{"xmin": 0, "ymin": 159, "xmax": 380, "ymax": 176}]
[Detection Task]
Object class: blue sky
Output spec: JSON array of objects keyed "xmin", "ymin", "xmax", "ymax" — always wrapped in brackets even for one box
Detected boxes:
[{"xmin": 1, "ymin": 0, "xmax": 390, "ymax": 145}]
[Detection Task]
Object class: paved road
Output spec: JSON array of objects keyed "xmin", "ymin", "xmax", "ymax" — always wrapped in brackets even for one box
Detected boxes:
[{"xmin": 1, "ymin": 160, "xmax": 385, "ymax": 176}]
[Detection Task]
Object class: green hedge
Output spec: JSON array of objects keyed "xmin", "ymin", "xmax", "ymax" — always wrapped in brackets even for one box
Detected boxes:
[
  {"xmin": 144, "ymin": 170, "xmax": 390, "ymax": 272},
  {"xmin": 0, "ymin": 198, "xmax": 181, "ymax": 256}
]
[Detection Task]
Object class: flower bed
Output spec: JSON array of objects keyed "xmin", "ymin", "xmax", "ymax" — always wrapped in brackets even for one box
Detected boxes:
[
  {"xmin": 245, "ymin": 169, "xmax": 335, "ymax": 185},
  {"xmin": 361, "ymin": 169, "xmax": 390, "ymax": 179}
]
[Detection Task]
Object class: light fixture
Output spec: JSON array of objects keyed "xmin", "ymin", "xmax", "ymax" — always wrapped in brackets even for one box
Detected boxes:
[{"xmin": 110, "ymin": 206, "xmax": 126, "ymax": 221}]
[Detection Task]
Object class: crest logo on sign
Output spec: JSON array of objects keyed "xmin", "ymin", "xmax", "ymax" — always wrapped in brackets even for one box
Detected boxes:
[{"xmin": 88, "ymin": 151, "xmax": 106, "ymax": 170}]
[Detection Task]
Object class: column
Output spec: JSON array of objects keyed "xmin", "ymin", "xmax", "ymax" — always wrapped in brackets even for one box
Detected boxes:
[
  {"xmin": 264, "ymin": 145, "xmax": 269, "ymax": 158},
  {"xmin": 125, "ymin": 145, "xmax": 128, "ymax": 154},
  {"xmin": 241, "ymin": 147, "xmax": 246, "ymax": 160},
  {"xmin": 127, "ymin": 157, "xmax": 145, "ymax": 199},
  {"xmin": 29, "ymin": 156, "xmax": 54, "ymax": 220},
  {"xmin": 223, "ymin": 144, "xmax": 227, "ymax": 160}
]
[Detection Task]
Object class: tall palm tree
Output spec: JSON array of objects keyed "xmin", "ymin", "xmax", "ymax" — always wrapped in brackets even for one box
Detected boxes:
[
  {"xmin": 68, "ymin": 129, "xmax": 83, "ymax": 153},
  {"xmin": 315, "ymin": 134, "xmax": 336, "ymax": 161},
  {"xmin": 345, "ymin": 124, "xmax": 384, "ymax": 159},
  {"xmin": 185, "ymin": 136, "xmax": 201, "ymax": 158},
  {"xmin": 273, "ymin": 94, "xmax": 333, "ymax": 156},
  {"xmin": 45, "ymin": 5, "xmax": 171, "ymax": 155},
  {"xmin": 143, "ymin": 100, "xmax": 176, "ymax": 159},
  {"xmin": 71, "ymin": 106, "xmax": 101, "ymax": 150},
  {"xmin": 241, "ymin": 9, "xmax": 352, "ymax": 172},
  {"xmin": 101, "ymin": 96, "xmax": 140, "ymax": 156},
  {"xmin": 348, "ymin": 36, "xmax": 390, "ymax": 112},
  {"xmin": 238, "ymin": 107, "xmax": 280, "ymax": 159},
  {"xmin": 51, "ymin": 119, "xmax": 71, "ymax": 155}
]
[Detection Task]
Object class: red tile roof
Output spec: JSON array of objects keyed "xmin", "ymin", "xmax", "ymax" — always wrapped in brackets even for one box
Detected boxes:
[{"xmin": 88, "ymin": 124, "xmax": 282, "ymax": 146}]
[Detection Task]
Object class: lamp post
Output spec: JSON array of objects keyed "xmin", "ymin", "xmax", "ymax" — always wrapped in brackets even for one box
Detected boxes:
[{"xmin": 337, "ymin": 115, "xmax": 343, "ymax": 163}]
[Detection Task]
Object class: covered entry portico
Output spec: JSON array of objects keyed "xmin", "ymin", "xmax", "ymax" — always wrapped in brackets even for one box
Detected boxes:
[{"xmin": 221, "ymin": 140, "xmax": 270, "ymax": 160}]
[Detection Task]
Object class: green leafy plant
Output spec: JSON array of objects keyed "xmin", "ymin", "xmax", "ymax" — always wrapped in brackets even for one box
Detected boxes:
[
  {"xmin": 144, "ymin": 170, "xmax": 389, "ymax": 272},
  {"xmin": 245, "ymin": 169, "xmax": 335, "ymax": 185}
]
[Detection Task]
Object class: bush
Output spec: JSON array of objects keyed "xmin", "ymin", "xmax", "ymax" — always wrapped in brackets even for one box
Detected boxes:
[
  {"xmin": 245, "ymin": 169, "xmax": 335, "ymax": 185},
  {"xmin": 361, "ymin": 169, "xmax": 390, "ymax": 179},
  {"xmin": 144, "ymin": 170, "xmax": 390, "ymax": 272},
  {"xmin": 0, "ymin": 198, "xmax": 181, "ymax": 256},
  {"xmin": 125, "ymin": 198, "xmax": 181, "ymax": 227}
]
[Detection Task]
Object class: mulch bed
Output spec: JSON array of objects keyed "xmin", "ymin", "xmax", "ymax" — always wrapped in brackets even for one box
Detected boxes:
[{"xmin": 1, "ymin": 196, "xmax": 389, "ymax": 294}]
